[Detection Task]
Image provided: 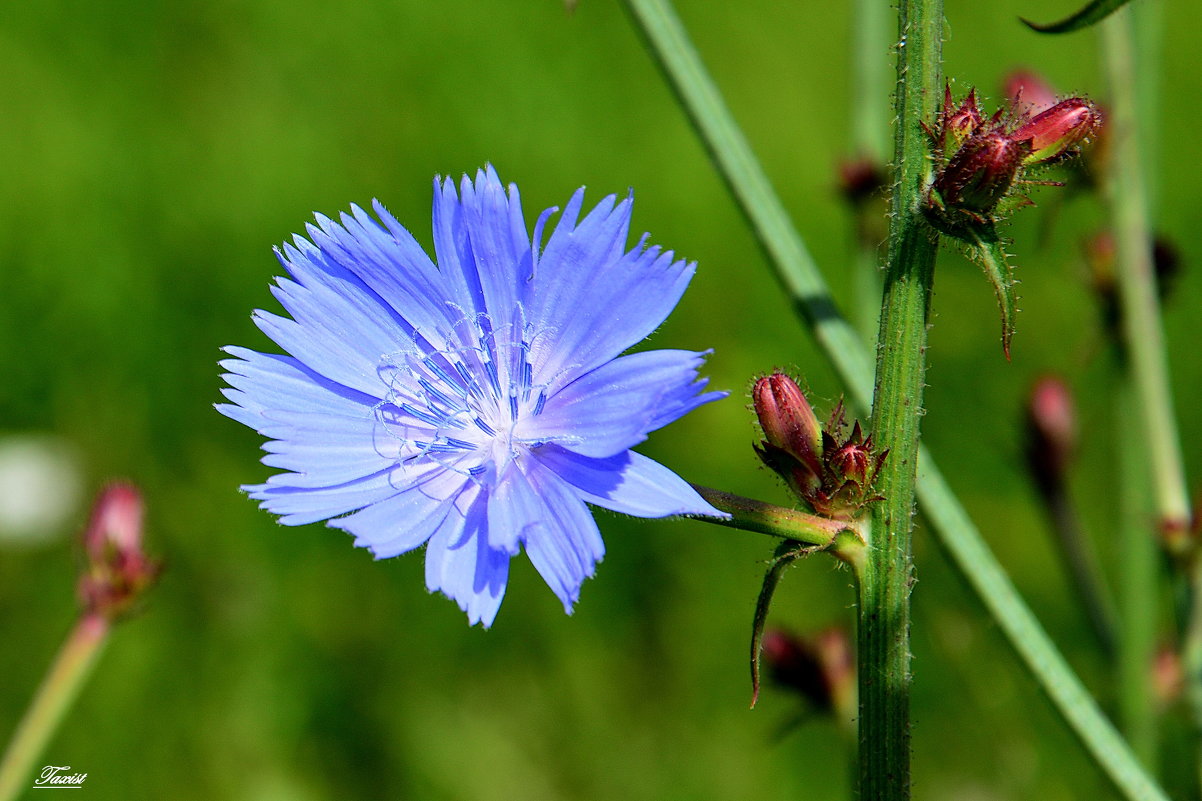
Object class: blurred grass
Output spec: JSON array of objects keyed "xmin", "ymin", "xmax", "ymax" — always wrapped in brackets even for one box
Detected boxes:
[{"xmin": 0, "ymin": 0, "xmax": 1200, "ymax": 799}]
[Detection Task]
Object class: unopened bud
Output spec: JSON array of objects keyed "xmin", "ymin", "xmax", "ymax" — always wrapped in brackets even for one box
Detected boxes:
[
  {"xmin": 934, "ymin": 130, "xmax": 1029, "ymax": 214},
  {"xmin": 753, "ymin": 374, "xmax": 822, "ymax": 472},
  {"xmin": 761, "ymin": 627, "xmax": 855, "ymax": 719},
  {"xmin": 836, "ymin": 156, "xmax": 888, "ymax": 207},
  {"xmin": 83, "ymin": 483, "xmax": 143, "ymax": 559},
  {"xmin": 1012, "ymin": 98, "xmax": 1102, "ymax": 166},
  {"xmin": 1152, "ymin": 645, "xmax": 1184, "ymax": 709},
  {"xmin": 935, "ymin": 85, "xmax": 985, "ymax": 156},
  {"xmin": 829, "ymin": 437, "xmax": 873, "ymax": 488},
  {"xmin": 78, "ymin": 483, "xmax": 158, "ymax": 620},
  {"xmin": 1025, "ymin": 377, "xmax": 1076, "ymax": 494}
]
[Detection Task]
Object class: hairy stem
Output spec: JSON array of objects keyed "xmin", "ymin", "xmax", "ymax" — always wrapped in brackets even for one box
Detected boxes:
[
  {"xmin": 691, "ymin": 485, "xmax": 865, "ymax": 570},
  {"xmin": 856, "ymin": 0, "xmax": 942, "ymax": 795}
]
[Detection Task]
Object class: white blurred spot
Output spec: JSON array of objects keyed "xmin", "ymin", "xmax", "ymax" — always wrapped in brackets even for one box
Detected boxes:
[{"xmin": 0, "ymin": 435, "xmax": 83, "ymax": 546}]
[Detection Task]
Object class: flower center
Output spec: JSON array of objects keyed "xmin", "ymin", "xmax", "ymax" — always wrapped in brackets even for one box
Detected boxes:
[{"xmin": 374, "ymin": 312, "xmax": 551, "ymax": 486}]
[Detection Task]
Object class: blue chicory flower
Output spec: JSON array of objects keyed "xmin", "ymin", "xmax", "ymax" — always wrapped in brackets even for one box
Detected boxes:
[{"xmin": 218, "ymin": 166, "xmax": 726, "ymax": 626}]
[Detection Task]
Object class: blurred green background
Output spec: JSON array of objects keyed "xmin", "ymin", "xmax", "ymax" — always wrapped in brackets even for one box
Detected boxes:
[{"xmin": 2, "ymin": 0, "xmax": 1201, "ymax": 799}]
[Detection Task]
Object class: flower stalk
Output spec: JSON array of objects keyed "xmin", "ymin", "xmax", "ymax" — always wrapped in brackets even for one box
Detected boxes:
[
  {"xmin": 0, "ymin": 483, "xmax": 155, "ymax": 801},
  {"xmin": 0, "ymin": 615, "xmax": 109, "ymax": 801},
  {"xmin": 690, "ymin": 485, "xmax": 865, "ymax": 569}
]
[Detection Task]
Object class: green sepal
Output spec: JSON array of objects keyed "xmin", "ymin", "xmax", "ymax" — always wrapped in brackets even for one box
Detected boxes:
[
  {"xmin": 750, "ymin": 539, "xmax": 815, "ymax": 708},
  {"xmin": 1021, "ymin": 0, "xmax": 1134, "ymax": 34},
  {"xmin": 966, "ymin": 228, "xmax": 1019, "ymax": 359}
]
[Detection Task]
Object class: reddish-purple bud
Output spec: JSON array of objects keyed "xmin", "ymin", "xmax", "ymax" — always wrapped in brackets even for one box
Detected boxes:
[
  {"xmin": 944, "ymin": 89, "xmax": 984, "ymax": 153},
  {"xmin": 1003, "ymin": 69, "xmax": 1058, "ymax": 117},
  {"xmin": 829, "ymin": 440, "xmax": 873, "ymax": 488},
  {"xmin": 1152, "ymin": 645, "xmax": 1184, "ymax": 708},
  {"xmin": 1012, "ymin": 98, "xmax": 1102, "ymax": 166},
  {"xmin": 1024, "ymin": 377, "xmax": 1076, "ymax": 494},
  {"xmin": 78, "ymin": 483, "xmax": 158, "ymax": 620},
  {"xmin": 934, "ymin": 130, "xmax": 1029, "ymax": 214},
  {"xmin": 836, "ymin": 156, "xmax": 888, "ymax": 207},
  {"xmin": 753, "ymin": 373, "xmax": 822, "ymax": 472},
  {"xmin": 760, "ymin": 627, "xmax": 854, "ymax": 718}
]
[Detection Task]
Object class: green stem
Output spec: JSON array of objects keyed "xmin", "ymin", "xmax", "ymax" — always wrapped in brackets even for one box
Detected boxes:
[
  {"xmin": 849, "ymin": 0, "xmax": 889, "ymax": 341},
  {"xmin": 622, "ymin": 2, "xmax": 1171, "ymax": 799},
  {"xmin": 691, "ymin": 485, "xmax": 865, "ymax": 570},
  {"xmin": 1100, "ymin": 7, "xmax": 1189, "ymax": 535},
  {"xmin": 857, "ymin": 0, "xmax": 942, "ymax": 795},
  {"xmin": 0, "ymin": 614, "xmax": 110, "ymax": 801},
  {"xmin": 1116, "ymin": 377, "xmax": 1158, "ymax": 766},
  {"xmin": 1042, "ymin": 482, "xmax": 1119, "ymax": 658},
  {"xmin": 1101, "ymin": 7, "xmax": 1192, "ymax": 783}
]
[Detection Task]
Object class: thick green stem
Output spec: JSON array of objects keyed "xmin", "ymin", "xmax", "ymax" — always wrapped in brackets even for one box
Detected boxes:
[
  {"xmin": 857, "ymin": 0, "xmax": 941, "ymax": 796},
  {"xmin": 0, "ymin": 614, "xmax": 110, "ymax": 801}
]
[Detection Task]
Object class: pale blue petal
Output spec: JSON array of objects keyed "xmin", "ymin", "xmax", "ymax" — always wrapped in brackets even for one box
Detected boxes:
[
  {"xmin": 457, "ymin": 166, "xmax": 526, "ymax": 319},
  {"xmin": 329, "ymin": 467, "xmax": 465, "ymax": 558},
  {"xmin": 523, "ymin": 349, "xmax": 724, "ymax": 459},
  {"xmin": 253, "ymin": 310, "xmax": 385, "ymax": 399},
  {"xmin": 424, "ymin": 487, "xmax": 509, "ymax": 627},
  {"xmin": 304, "ymin": 206, "xmax": 454, "ymax": 347},
  {"xmin": 218, "ymin": 348, "xmax": 397, "ymax": 486},
  {"xmin": 533, "ymin": 446, "xmax": 727, "ymax": 518},
  {"xmin": 520, "ymin": 461, "xmax": 605, "ymax": 612},
  {"xmin": 244, "ymin": 469, "xmax": 402, "ymax": 526},
  {"xmin": 430, "ymin": 175, "xmax": 486, "ymax": 328},
  {"xmin": 485, "ymin": 463, "xmax": 544, "ymax": 556},
  {"xmin": 218, "ymin": 347, "xmax": 378, "ymax": 424}
]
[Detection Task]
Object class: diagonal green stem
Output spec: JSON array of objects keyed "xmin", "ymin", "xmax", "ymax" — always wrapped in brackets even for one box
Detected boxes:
[
  {"xmin": 0, "ymin": 614, "xmax": 110, "ymax": 801},
  {"xmin": 621, "ymin": 1, "xmax": 1171, "ymax": 799},
  {"xmin": 848, "ymin": 0, "xmax": 890, "ymax": 341}
]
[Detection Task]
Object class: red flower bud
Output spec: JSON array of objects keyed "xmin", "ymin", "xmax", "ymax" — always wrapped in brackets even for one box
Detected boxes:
[
  {"xmin": 829, "ymin": 438, "xmax": 873, "ymax": 489},
  {"xmin": 1012, "ymin": 98, "xmax": 1102, "ymax": 166},
  {"xmin": 933, "ymin": 130, "xmax": 1029, "ymax": 214},
  {"xmin": 753, "ymin": 373, "xmax": 822, "ymax": 473},
  {"xmin": 836, "ymin": 156, "xmax": 888, "ymax": 207},
  {"xmin": 78, "ymin": 483, "xmax": 159, "ymax": 620},
  {"xmin": 760, "ymin": 627, "xmax": 854, "ymax": 717},
  {"xmin": 1024, "ymin": 377, "xmax": 1076, "ymax": 494}
]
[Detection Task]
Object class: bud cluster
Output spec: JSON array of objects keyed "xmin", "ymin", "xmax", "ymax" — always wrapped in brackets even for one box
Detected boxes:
[
  {"xmin": 924, "ymin": 84, "xmax": 1101, "ymax": 236},
  {"xmin": 752, "ymin": 373, "xmax": 886, "ymax": 521}
]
